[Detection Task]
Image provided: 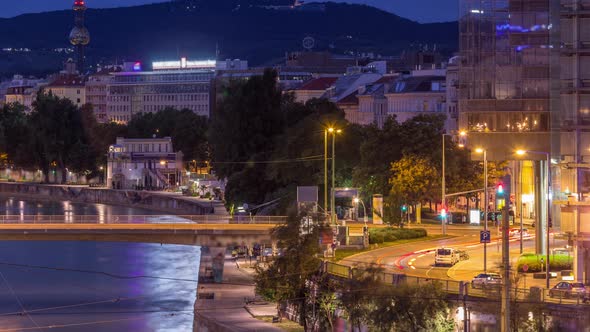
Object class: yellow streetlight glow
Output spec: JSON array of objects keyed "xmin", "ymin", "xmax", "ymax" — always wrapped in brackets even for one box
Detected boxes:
[
  {"xmin": 159, "ymin": 160, "xmax": 166, "ymax": 166},
  {"xmin": 475, "ymin": 148, "xmax": 484, "ymax": 154},
  {"xmin": 336, "ymin": 129, "xmax": 342, "ymax": 134},
  {"xmin": 459, "ymin": 131, "xmax": 467, "ymax": 137},
  {"xmin": 516, "ymin": 150, "xmax": 526, "ymax": 156},
  {"xmin": 328, "ymin": 127, "xmax": 334, "ymax": 133},
  {"xmin": 353, "ymin": 197, "xmax": 359, "ymax": 203}
]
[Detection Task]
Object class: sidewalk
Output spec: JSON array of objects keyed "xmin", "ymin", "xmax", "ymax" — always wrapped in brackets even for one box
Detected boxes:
[
  {"xmin": 147, "ymin": 190, "xmax": 229, "ymax": 216},
  {"xmin": 194, "ymin": 255, "xmax": 283, "ymax": 332}
]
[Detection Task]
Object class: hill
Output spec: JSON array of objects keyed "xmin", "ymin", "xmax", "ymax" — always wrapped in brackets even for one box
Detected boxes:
[{"xmin": 0, "ymin": 0, "xmax": 458, "ymax": 75}]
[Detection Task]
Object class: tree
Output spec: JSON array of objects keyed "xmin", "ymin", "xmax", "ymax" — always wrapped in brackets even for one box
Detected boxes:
[
  {"xmin": 30, "ymin": 92, "xmax": 89, "ymax": 183},
  {"xmin": 127, "ymin": 108, "xmax": 209, "ymax": 163},
  {"xmin": 0, "ymin": 103, "xmax": 34, "ymax": 168},
  {"xmin": 353, "ymin": 118, "xmax": 402, "ymax": 200},
  {"xmin": 389, "ymin": 154, "xmax": 439, "ymax": 209},
  {"xmin": 254, "ymin": 208, "xmax": 325, "ymax": 331},
  {"xmin": 209, "ymin": 69, "xmax": 285, "ymax": 179},
  {"xmin": 368, "ymin": 282, "xmax": 454, "ymax": 332},
  {"xmin": 340, "ymin": 266, "xmax": 382, "ymax": 331}
]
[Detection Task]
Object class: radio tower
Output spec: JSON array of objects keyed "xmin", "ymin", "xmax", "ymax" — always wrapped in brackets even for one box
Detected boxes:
[{"xmin": 69, "ymin": 0, "xmax": 90, "ymax": 72}]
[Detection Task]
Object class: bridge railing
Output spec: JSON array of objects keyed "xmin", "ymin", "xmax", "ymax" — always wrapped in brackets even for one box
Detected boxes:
[
  {"xmin": 0, "ymin": 215, "xmax": 288, "ymax": 224},
  {"xmin": 324, "ymin": 262, "xmax": 590, "ymax": 306}
]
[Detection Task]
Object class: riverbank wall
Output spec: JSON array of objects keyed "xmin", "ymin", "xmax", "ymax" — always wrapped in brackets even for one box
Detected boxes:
[{"xmin": 0, "ymin": 182, "xmax": 215, "ymax": 215}]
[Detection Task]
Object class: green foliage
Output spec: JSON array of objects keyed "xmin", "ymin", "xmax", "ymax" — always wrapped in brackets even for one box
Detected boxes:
[
  {"xmin": 254, "ymin": 208, "xmax": 325, "ymax": 330},
  {"xmin": 516, "ymin": 254, "xmax": 573, "ymax": 272},
  {"xmin": 127, "ymin": 108, "xmax": 209, "ymax": 162},
  {"xmin": 367, "ymin": 282, "xmax": 454, "ymax": 332},
  {"xmin": 390, "ymin": 154, "xmax": 439, "ymax": 205},
  {"xmin": 30, "ymin": 92, "xmax": 93, "ymax": 183},
  {"xmin": 368, "ymin": 228, "xmax": 427, "ymax": 244},
  {"xmin": 209, "ymin": 69, "xmax": 284, "ymax": 179}
]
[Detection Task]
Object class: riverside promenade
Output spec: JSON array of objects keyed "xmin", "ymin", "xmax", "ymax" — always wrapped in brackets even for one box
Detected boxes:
[{"xmin": 194, "ymin": 255, "xmax": 283, "ymax": 331}]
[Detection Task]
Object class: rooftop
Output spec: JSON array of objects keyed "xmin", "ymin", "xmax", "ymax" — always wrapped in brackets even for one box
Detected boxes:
[
  {"xmin": 47, "ymin": 75, "xmax": 85, "ymax": 87},
  {"xmin": 297, "ymin": 77, "xmax": 338, "ymax": 91}
]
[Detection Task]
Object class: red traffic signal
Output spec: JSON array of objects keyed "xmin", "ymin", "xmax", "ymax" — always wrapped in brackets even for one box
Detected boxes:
[{"xmin": 497, "ymin": 183, "xmax": 504, "ymax": 195}]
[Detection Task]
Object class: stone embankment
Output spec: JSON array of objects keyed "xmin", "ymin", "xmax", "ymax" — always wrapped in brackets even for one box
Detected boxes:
[{"xmin": 0, "ymin": 182, "xmax": 220, "ymax": 215}]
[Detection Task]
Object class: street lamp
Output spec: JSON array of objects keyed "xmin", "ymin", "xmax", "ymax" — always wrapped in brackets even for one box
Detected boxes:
[
  {"xmin": 516, "ymin": 149, "xmax": 551, "ymax": 289},
  {"xmin": 353, "ymin": 197, "xmax": 368, "ymax": 226},
  {"xmin": 441, "ymin": 131, "xmax": 466, "ymax": 235},
  {"xmin": 475, "ymin": 147, "xmax": 489, "ymax": 272},
  {"xmin": 326, "ymin": 127, "xmax": 342, "ymax": 224}
]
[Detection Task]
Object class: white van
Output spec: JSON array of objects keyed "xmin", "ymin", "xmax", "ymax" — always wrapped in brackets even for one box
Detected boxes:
[{"xmin": 435, "ymin": 248, "xmax": 458, "ymax": 266}]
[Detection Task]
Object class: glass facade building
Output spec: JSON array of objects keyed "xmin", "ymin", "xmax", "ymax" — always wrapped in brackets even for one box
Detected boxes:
[{"xmin": 459, "ymin": 0, "xmax": 590, "ymax": 283}]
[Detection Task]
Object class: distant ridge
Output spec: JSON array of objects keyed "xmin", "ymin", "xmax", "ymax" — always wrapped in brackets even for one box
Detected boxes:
[{"xmin": 0, "ymin": 0, "xmax": 457, "ymax": 75}]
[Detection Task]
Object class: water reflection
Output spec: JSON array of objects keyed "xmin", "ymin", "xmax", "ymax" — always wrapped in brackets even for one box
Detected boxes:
[{"xmin": 0, "ymin": 196, "xmax": 200, "ymax": 331}]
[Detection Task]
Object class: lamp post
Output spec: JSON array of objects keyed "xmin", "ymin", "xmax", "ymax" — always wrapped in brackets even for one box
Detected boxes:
[
  {"xmin": 328, "ymin": 128, "xmax": 342, "ymax": 224},
  {"xmin": 441, "ymin": 131, "xmax": 466, "ymax": 235},
  {"xmin": 324, "ymin": 129, "xmax": 329, "ymax": 218},
  {"xmin": 99, "ymin": 166, "xmax": 105, "ymax": 186},
  {"xmin": 475, "ymin": 148, "xmax": 488, "ymax": 272},
  {"xmin": 516, "ymin": 149, "xmax": 551, "ymax": 289}
]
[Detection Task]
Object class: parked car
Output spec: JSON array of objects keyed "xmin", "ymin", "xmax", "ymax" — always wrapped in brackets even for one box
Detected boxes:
[
  {"xmin": 456, "ymin": 250, "xmax": 470, "ymax": 261},
  {"xmin": 549, "ymin": 282, "xmax": 588, "ymax": 300},
  {"xmin": 434, "ymin": 248, "xmax": 459, "ymax": 266},
  {"xmin": 471, "ymin": 273, "xmax": 502, "ymax": 289}
]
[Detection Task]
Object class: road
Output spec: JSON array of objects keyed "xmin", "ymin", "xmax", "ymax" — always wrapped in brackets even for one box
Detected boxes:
[{"xmin": 341, "ymin": 223, "xmax": 569, "ymax": 291}]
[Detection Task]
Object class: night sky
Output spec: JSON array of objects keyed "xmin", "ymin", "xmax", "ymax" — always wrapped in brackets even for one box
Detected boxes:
[{"xmin": 0, "ymin": 0, "xmax": 458, "ymax": 23}]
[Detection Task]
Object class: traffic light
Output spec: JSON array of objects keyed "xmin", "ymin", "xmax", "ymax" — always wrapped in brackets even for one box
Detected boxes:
[
  {"xmin": 441, "ymin": 208, "xmax": 447, "ymax": 218},
  {"xmin": 401, "ymin": 205, "xmax": 407, "ymax": 212},
  {"xmin": 497, "ymin": 183, "xmax": 504, "ymax": 195}
]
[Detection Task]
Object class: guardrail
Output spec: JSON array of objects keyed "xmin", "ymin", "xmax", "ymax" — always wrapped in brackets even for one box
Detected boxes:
[
  {"xmin": 0, "ymin": 215, "xmax": 288, "ymax": 224},
  {"xmin": 325, "ymin": 262, "xmax": 590, "ymax": 306}
]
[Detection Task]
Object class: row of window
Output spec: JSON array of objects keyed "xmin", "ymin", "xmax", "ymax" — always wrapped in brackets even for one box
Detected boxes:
[
  {"xmin": 123, "ymin": 143, "xmax": 170, "ymax": 153},
  {"xmin": 142, "ymin": 94, "xmax": 207, "ymax": 102},
  {"xmin": 142, "ymin": 104, "xmax": 208, "ymax": 113},
  {"xmin": 113, "ymin": 73, "xmax": 214, "ymax": 84},
  {"xmin": 110, "ymin": 84, "xmax": 210, "ymax": 95}
]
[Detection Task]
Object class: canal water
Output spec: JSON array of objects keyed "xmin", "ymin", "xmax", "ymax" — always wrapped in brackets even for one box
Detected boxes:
[{"xmin": 0, "ymin": 196, "xmax": 200, "ymax": 331}]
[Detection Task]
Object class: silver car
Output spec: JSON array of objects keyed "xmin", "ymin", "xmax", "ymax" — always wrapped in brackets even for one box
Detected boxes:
[
  {"xmin": 471, "ymin": 273, "xmax": 502, "ymax": 289},
  {"xmin": 549, "ymin": 282, "xmax": 588, "ymax": 300}
]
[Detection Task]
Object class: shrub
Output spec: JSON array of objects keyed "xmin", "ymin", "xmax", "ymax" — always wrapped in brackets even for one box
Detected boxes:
[
  {"xmin": 516, "ymin": 254, "xmax": 573, "ymax": 273},
  {"xmin": 368, "ymin": 228, "xmax": 427, "ymax": 244}
]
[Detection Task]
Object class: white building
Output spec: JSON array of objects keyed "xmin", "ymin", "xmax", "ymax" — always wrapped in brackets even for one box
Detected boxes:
[
  {"xmin": 45, "ymin": 74, "xmax": 86, "ymax": 108},
  {"xmin": 107, "ymin": 137, "xmax": 183, "ymax": 190},
  {"xmin": 384, "ymin": 69, "xmax": 447, "ymax": 124},
  {"xmin": 3, "ymin": 75, "xmax": 46, "ymax": 111},
  {"xmin": 356, "ymin": 76, "xmax": 397, "ymax": 128},
  {"xmin": 106, "ymin": 58, "xmax": 216, "ymax": 123},
  {"xmin": 87, "ymin": 67, "xmax": 119, "ymax": 123}
]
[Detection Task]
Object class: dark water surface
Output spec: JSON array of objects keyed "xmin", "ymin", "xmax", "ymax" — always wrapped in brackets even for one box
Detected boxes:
[{"xmin": 0, "ymin": 196, "xmax": 200, "ymax": 331}]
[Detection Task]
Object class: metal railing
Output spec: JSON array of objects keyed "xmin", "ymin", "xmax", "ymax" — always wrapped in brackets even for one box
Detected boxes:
[
  {"xmin": 325, "ymin": 262, "xmax": 590, "ymax": 306},
  {"xmin": 0, "ymin": 214, "xmax": 288, "ymax": 225}
]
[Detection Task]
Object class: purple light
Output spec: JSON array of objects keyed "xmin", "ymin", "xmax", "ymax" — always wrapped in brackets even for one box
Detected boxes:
[{"xmin": 133, "ymin": 62, "xmax": 142, "ymax": 71}]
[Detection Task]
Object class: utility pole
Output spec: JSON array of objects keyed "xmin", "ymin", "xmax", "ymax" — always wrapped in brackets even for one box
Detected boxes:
[{"xmin": 500, "ymin": 172, "xmax": 512, "ymax": 332}]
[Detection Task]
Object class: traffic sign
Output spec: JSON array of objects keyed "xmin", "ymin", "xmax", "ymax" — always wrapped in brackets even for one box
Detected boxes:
[{"xmin": 480, "ymin": 230, "xmax": 491, "ymax": 243}]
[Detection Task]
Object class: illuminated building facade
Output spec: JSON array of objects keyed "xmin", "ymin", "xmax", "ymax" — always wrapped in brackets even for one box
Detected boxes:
[
  {"xmin": 106, "ymin": 58, "xmax": 215, "ymax": 123},
  {"xmin": 459, "ymin": 0, "xmax": 590, "ymax": 283}
]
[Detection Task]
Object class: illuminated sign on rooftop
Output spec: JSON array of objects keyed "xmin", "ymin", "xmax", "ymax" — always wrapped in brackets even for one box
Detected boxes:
[{"xmin": 152, "ymin": 57, "xmax": 216, "ymax": 70}]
